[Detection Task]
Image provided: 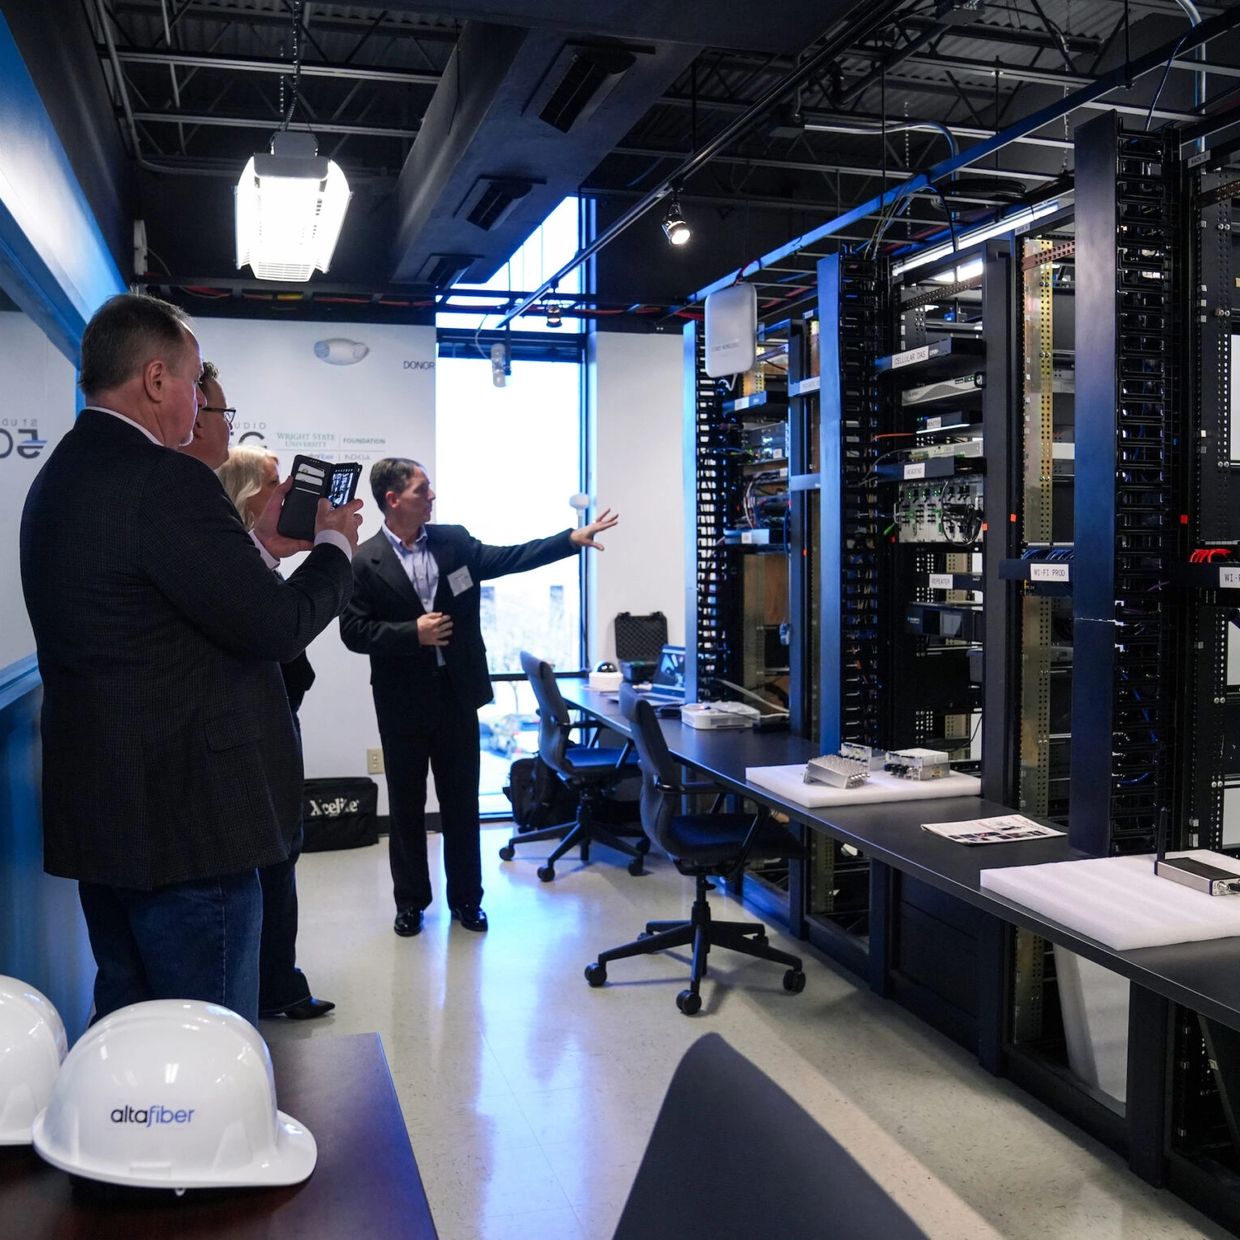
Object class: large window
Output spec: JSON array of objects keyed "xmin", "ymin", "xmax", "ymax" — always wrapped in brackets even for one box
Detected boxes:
[
  {"xmin": 434, "ymin": 354, "xmax": 583, "ymax": 675},
  {"xmin": 435, "ymin": 197, "xmax": 583, "ymax": 333},
  {"xmin": 435, "ymin": 198, "xmax": 586, "ymax": 811}
]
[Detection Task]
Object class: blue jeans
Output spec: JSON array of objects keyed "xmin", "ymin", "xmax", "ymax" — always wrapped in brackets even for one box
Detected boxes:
[{"xmin": 78, "ymin": 870, "xmax": 263, "ymax": 1025}]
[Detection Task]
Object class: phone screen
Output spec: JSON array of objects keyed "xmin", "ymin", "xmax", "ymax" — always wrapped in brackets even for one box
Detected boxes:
[{"xmin": 327, "ymin": 466, "xmax": 359, "ymax": 508}]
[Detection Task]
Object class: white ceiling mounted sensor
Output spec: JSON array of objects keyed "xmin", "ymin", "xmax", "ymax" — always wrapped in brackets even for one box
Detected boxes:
[
  {"xmin": 235, "ymin": 130, "xmax": 352, "ymax": 282},
  {"xmin": 704, "ymin": 282, "xmax": 757, "ymax": 378}
]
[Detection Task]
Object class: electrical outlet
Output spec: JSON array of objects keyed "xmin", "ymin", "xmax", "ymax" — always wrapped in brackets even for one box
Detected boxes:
[{"xmin": 367, "ymin": 748, "xmax": 385, "ymax": 775}]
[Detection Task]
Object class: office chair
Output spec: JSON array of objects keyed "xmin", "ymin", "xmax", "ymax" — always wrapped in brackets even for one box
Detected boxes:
[
  {"xmin": 584, "ymin": 688, "xmax": 805, "ymax": 1015},
  {"xmin": 614, "ymin": 1033, "xmax": 929, "ymax": 1240},
  {"xmin": 498, "ymin": 652, "xmax": 648, "ymax": 882}
]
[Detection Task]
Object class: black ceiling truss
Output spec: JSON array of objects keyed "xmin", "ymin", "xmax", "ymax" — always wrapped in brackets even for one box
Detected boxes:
[{"xmin": 76, "ymin": 0, "xmax": 1240, "ymax": 322}]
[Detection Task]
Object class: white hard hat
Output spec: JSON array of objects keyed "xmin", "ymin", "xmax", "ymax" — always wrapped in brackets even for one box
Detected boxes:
[
  {"xmin": 0, "ymin": 975, "xmax": 68, "ymax": 1145},
  {"xmin": 32, "ymin": 999, "xmax": 316, "ymax": 1190}
]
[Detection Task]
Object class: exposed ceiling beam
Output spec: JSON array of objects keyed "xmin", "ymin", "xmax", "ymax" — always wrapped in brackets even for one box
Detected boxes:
[
  {"xmin": 799, "ymin": 111, "xmax": 1073, "ymax": 151},
  {"xmin": 609, "ymin": 145, "xmax": 1060, "ymax": 184},
  {"xmin": 109, "ymin": 3, "xmax": 460, "ymax": 41},
  {"xmin": 127, "ymin": 109, "xmax": 418, "ymax": 138},
  {"xmin": 898, "ymin": 54, "xmax": 1092, "ymax": 89},
  {"xmin": 897, "ymin": 16, "xmax": 1100, "ymax": 54},
  {"xmin": 685, "ymin": 1, "xmax": 1240, "ymax": 306},
  {"xmin": 899, "ymin": 52, "xmax": 1240, "ymax": 89},
  {"xmin": 581, "ymin": 183, "xmax": 954, "ymax": 220},
  {"xmin": 106, "ymin": 47, "xmax": 442, "ymax": 86}
]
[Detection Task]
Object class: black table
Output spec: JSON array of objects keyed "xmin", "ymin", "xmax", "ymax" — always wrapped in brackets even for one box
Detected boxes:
[
  {"xmin": 0, "ymin": 1032, "xmax": 437, "ymax": 1239},
  {"xmin": 561, "ymin": 679, "xmax": 1240, "ymax": 1212}
]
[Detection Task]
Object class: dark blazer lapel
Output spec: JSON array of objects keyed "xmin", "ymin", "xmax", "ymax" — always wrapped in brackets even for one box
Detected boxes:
[{"xmin": 371, "ymin": 532, "xmax": 424, "ymax": 614}]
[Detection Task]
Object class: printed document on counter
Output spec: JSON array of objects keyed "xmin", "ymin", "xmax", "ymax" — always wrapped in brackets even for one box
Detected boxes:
[{"xmin": 921, "ymin": 814, "xmax": 1064, "ymax": 845}]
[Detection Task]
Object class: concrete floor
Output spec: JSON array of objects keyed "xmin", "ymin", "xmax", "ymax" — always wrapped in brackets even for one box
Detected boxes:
[{"xmin": 264, "ymin": 827, "xmax": 1229, "ymax": 1240}]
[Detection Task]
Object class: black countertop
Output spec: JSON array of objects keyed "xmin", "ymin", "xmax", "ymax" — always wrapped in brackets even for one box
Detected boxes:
[{"xmin": 561, "ymin": 679, "xmax": 1240, "ymax": 1030}]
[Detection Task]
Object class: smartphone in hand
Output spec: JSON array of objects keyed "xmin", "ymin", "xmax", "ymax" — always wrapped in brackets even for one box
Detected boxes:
[{"xmin": 277, "ymin": 456, "xmax": 361, "ymax": 541}]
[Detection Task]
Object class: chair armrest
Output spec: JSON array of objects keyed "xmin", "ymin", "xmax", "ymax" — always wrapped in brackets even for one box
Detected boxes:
[
  {"xmin": 681, "ymin": 780, "xmax": 721, "ymax": 795},
  {"xmin": 654, "ymin": 778, "xmax": 719, "ymax": 796},
  {"xmin": 729, "ymin": 807, "xmax": 773, "ymax": 876}
]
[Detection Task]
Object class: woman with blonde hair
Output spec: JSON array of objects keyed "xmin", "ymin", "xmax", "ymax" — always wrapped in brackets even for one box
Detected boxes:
[
  {"xmin": 217, "ymin": 445, "xmax": 281, "ymax": 532},
  {"xmin": 216, "ymin": 445, "xmax": 335, "ymax": 1022}
]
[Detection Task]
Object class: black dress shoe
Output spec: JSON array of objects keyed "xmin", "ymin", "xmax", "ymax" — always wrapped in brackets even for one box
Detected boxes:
[
  {"xmin": 282, "ymin": 995, "xmax": 335, "ymax": 1021},
  {"xmin": 394, "ymin": 908, "xmax": 424, "ymax": 937},
  {"xmin": 451, "ymin": 905, "xmax": 488, "ymax": 932}
]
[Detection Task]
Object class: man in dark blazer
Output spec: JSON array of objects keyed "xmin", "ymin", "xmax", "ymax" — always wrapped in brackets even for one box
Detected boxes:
[
  {"xmin": 19, "ymin": 293, "xmax": 361, "ymax": 1024},
  {"xmin": 340, "ymin": 457, "xmax": 617, "ymax": 936}
]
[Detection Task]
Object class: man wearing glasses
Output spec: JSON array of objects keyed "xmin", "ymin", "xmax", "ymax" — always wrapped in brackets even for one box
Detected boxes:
[{"xmin": 180, "ymin": 360, "xmax": 235, "ymax": 470}]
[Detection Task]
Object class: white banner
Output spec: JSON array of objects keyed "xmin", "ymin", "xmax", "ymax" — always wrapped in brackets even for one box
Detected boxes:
[
  {"xmin": 197, "ymin": 318, "xmax": 437, "ymax": 802},
  {"xmin": 1, "ymin": 310, "xmax": 76, "ymax": 671}
]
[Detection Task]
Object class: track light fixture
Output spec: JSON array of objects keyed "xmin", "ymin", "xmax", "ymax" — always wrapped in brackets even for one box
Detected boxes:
[
  {"xmin": 544, "ymin": 302, "xmax": 563, "ymax": 329},
  {"xmin": 661, "ymin": 194, "xmax": 691, "ymax": 247}
]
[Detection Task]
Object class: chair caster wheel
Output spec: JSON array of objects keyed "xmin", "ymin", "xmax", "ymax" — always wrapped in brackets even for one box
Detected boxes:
[
  {"xmin": 676, "ymin": 989, "xmax": 702, "ymax": 1016},
  {"xmin": 498, "ymin": 845, "xmax": 515, "ymax": 861},
  {"xmin": 537, "ymin": 865, "xmax": 555, "ymax": 883},
  {"xmin": 635, "ymin": 837, "xmax": 651, "ymax": 854},
  {"xmin": 585, "ymin": 963, "xmax": 607, "ymax": 987},
  {"xmin": 783, "ymin": 969, "xmax": 806, "ymax": 994},
  {"xmin": 627, "ymin": 858, "xmax": 644, "ymax": 877}
]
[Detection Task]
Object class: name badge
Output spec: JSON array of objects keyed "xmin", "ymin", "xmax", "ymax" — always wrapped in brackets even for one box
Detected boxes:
[{"xmin": 448, "ymin": 566, "xmax": 473, "ymax": 596}]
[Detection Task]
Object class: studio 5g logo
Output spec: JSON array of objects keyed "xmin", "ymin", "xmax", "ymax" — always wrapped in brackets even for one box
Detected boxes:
[{"xmin": 0, "ymin": 418, "xmax": 47, "ymax": 461}]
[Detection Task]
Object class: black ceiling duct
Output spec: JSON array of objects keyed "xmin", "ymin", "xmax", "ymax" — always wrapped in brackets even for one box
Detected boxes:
[
  {"xmin": 414, "ymin": 253, "xmax": 480, "ymax": 288},
  {"xmin": 526, "ymin": 43, "xmax": 640, "ymax": 133},
  {"xmin": 456, "ymin": 176, "xmax": 540, "ymax": 231}
]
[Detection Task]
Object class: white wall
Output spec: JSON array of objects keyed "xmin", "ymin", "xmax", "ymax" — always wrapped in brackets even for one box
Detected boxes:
[
  {"xmin": 195, "ymin": 318, "xmax": 436, "ymax": 812},
  {"xmin": 588, "ymin": 330, "xmax": 686, "ymax": 663},
  {"xmin": 0, "ymin": 311, "xmax": 77, "ymax": 670},
  {"xmin": 6, "ymin": 312, "xmax": 690, "ymax": 812}
]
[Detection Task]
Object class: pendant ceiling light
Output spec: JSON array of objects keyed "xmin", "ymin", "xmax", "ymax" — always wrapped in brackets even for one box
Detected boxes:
[{"xmin": 235, "ymin": 130, "xmax": 352, "ymax": 282}]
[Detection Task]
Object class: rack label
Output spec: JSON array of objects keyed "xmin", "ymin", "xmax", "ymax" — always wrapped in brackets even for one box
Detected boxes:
[
  {"xmin": 903, "ymin": 462, "xmax": 926, "ymax": 480},
  {"xmin": 1220, "ymin": 567, "xmax": 1240, "ymax": 588},
  {"xmin": 1030, "ymin": 563, "xmax": 1070, "ymax": 582},
  {"xmin": 891, "ymin": 345, "xmax": 930, "ymax": 369},
  {"xmin": 928, "ymin": 574, "xmax": 954, "ymax": 590},
  {"xmin": 924, "ymin": 416, "xmax": 942, "ymax": 430}
]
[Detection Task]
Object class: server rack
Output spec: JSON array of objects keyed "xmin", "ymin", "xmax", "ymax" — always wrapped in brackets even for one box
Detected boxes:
[
  {"xmin": 1071, "ymin": 112, "xmax": 1182, "ymax": 858},
  {"xmin": 683, "ymin": 322, "xmax": 743, "ymax": 705},
  {"xmin": 677, "ymin": 106, "xmax": 1240, "ymax": 1234},
  {"xmin": 1167, "ymin": 135, "xmax": 1240, "ymax": 1212}
]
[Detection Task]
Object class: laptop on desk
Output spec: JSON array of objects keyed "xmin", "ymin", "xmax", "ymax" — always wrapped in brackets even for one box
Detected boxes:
[
  {"xmin": 641, "ymin": 645, "xmax": 687, "ymax": 714},
  {"xmin": 601, "ymin": 645, "xmax": 686, "ymax": 713}
]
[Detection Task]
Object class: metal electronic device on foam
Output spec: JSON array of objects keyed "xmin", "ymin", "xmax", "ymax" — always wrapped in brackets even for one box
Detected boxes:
[
  {"xmin": 884, "ymin": 748, "xmax": 951, "ymax": 780},
  {"xmin": 1153, "ymin": 809, "xmax": 1240, "ymax": 896},
  {"xmin": 804, "ymin": 744, "xmax": 886, "ymax": 789}
]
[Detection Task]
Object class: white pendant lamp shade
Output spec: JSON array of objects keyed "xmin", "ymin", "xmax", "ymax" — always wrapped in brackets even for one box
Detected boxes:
[{"xmin": 235, "ymin": 131, "xmax": 351, "ymax": 282}]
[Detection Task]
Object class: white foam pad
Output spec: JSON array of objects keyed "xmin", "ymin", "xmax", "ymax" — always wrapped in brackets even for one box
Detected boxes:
[
  {"xmin": 744, "ymin": 765, "xmax": 981, "ymax": 808},
  {"xmin": 980, "ymin": 851, "xmax": 1240, "ymax": 950}
]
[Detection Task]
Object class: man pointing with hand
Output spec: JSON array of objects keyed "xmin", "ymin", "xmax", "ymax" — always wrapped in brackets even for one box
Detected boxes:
[{"xmin": 340, "ymin": 458, "xmax": 618, "ymax": 938}]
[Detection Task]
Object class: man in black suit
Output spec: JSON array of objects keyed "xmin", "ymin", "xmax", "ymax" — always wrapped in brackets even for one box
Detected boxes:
[
  {"xmin": 19, "ymin": 293, "xmax": 361, "ymax": 1024},
  {"xmin": 340, "ymin": 458, "xmax": 617, "ymax": 936}
]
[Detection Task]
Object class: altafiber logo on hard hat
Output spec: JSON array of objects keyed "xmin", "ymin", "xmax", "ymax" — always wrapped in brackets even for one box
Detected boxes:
[{"xmin": 110, "ymin": 1105, "xmax": 195, "ymax": 1126}]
